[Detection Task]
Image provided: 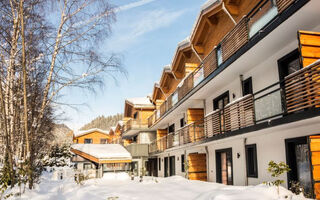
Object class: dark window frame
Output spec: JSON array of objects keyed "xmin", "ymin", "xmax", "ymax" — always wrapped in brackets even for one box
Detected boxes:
[
  {"xmin": 216, "ymin": 44, "xmax": 223, "ymax": 66},
  {"xmin": 180, "ymin": 117, "xmax": 185, "ymax": 128},
  {"xmin": 84, "ymin": 138, "xmax": 92, "ymax": 144},
  {"xmin": 158, "ymin": 158, "xmax": 161, "ymax": 171},
  {"xmin": 245, "ymin": 144, "xmax": 258, "ymax": 178},
  {"xmin": 168, "ymin": 124, "xmax": 175, "ymax": 133},
  {"xmin": 100, "ymin": 138, "xmax": 107, "ymax": 144},
  {"xmin": 242, "ymin": 77, "xmax": 253, "ymax": 96},
  {"xmin": 213, "ymin": 91, "xmax": 229, "ymax": 110},
  {"xmin": 181, "ymin": 154, "xmax": 185, "ymax": 172},
  {"xmin": 216, "ymin": 148, "xmax": 233, "ymax": 185}
]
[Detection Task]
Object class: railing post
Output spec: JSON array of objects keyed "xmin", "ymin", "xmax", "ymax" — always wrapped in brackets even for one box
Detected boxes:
[{"xmin": 193, "ymin": 123, "xmax": 196, "ymax": 142}]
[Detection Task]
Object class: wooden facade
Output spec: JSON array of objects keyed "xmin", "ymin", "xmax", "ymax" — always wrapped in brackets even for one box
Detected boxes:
[
  {"xmin": 188, "ymin": 153, "xmax": 207, "ymax": 181},
  {"xmin": 73, "ymin": 130, "xmax": 110, "ymax": 144}
]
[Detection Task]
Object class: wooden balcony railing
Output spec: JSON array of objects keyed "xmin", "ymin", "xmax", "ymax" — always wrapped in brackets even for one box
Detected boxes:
[
  {"xmin": 123, "ymin": 118, "xmax": 148, "ymax": 132},
  {"xmin": 150, "ymin": 59, "xmax": 320, "ymax": 153},
  {"xmin": 148, "ymin": 0, "xmax": 298, "ymax": 128},
  {"xmin": 285, "ymin": 60, "xmax": 320, "ymax": 113},
  {"xmin": 149, "ymin": 121, "xmax": 204, "ymax": 154}
]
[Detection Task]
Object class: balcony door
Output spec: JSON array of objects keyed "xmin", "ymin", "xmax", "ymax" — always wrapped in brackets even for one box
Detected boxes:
[
  {"xmin": 164, "ymin": 157, "xmax": 169, "ymax": 177},
  {"xmin": 169, "ymin": 156, "xmax": 176, "ymax": 176},
  {"xmin": 216, "ymin": 148, "xmax": 233, "ymax": 185},
  {"xmin": 286, "ymin": 137, "xmax": 312, "ymax": 197},
  {"xmin": 278, "ymin": 49, "xmax": 301, "ymax": 82},
  {"xmin": 213, "ymin": 91, "xmax": 229, "ymax": 133}
]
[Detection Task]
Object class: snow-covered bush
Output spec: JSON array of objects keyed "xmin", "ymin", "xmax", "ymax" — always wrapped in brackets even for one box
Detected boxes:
[{"xmin": 43, "ymin": 144, "xmax": 72, "ymax": 167}]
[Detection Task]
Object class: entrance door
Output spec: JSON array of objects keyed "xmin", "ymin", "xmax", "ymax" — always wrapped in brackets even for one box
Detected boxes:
[
  {"xmin": 169, "ymin": 156, "xmax": 176, "ymax": 176},
  {"xmin": 286, "ymin": 137, "xmax": 312, "ymax": 196},
  {"xmin": 216, "ymin": 148, "xmax": 233, "ymax": 185},
  {"xmin": 147, "ymin": 158, "xmax": 158, "ymax": 177},
  {"xmin": 164, "ymin": 157, "xmax": 169, "ymax": 177}
]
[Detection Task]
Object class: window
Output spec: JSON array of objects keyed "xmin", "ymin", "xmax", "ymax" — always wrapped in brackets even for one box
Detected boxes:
[
  {"xmin": 84, "ymin": 163, "xmax": 93, "ymax": 170},
  {"xmin": 84, "ymin": 138, "xmax": 92, "ymax": 144},
  {"xmin": 100, "ymin": 139, "xmax": 107, "ymax": 144},
  {"xmin": 245, "ymin": 144, "xmax": 258, "ymax": 178},
  {"xmin": 213, "ymin": 91, "xmax": 229, "ymax": 110},
  {"xmin": 133, "ymin": 112, "xmax": 138, "ymax": 119},
  {"xmin": 216, "ymin": 44, "xmax": 223, "ymax": 66},
  {"xmin": 242, "ymin": 77, "xmax": 253, "ymax": 96},
  {"xmin": 181, "ymin": 154, "xmax": 185, "ymax": 172},
  {"xmin": 216, "ymin": 148, "xmax": 233, "ymax": 185},
  {"xmin": 158, "ymin": 158, "xmax": 161, "ymax": 171},
  {"xmin": 278, "ymin": 49, "xmax": 301, "ymax": 81},
  {"xmin": 168, "ymin": 124, "xmax": 175, "ymax": 133},
  {"xmin": 180, "ymin": 117, "xmax": 185, "ymax": 128}
]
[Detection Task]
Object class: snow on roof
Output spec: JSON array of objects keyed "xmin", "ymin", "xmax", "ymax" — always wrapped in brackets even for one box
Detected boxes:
[
  {"xmin": 116, "ymin": 120, "xmax": 124, "ymax": 126},
  {"xmin": 163, "ymin": 64, "xmax": 172, "ymax": 72},
  {"xmin": 126, "ymin": 97, "xmax": 153, "ymax": 107},
  {"xmin": 71, "ymin": 144, "xmax": 132, "ymax": 160},
  {"xmin": 74, "ymin": 128, "xmax": 109, "ymax": 138},
  {"xmin": 110, "ymin": 126, "xmax": 116, "ymax": 132}
]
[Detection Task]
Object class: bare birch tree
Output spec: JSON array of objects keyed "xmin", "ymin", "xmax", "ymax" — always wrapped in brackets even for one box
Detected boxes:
[{"xmin": 0, "ymin": 0, "xmax": 122, "ymax": 192}]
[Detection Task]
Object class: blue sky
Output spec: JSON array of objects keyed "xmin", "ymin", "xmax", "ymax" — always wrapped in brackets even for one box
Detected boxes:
[{"xmin": 63, "ymin": 0, "xmax": 207, "ymax": 130}]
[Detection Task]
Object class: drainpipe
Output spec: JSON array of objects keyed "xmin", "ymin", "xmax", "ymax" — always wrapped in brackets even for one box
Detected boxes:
[
  {"xmin": 205, "ymin": 146, "xmax": 209, "ymax": 181},
  {"xmin": 244, "ymin": 138, "xmax": 248, "ymax": 186},
  {"xmin": 222, "ymin": 2, "xmax": 236, "ymax": 25},
  {"xmin": 191, "ymin": 44, "xmax": 203, "ymax": 63}
]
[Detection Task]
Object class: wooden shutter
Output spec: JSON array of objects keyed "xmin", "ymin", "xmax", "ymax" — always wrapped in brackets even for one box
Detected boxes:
[
  {"xmin": 188, "ymin": 153, "xmax": 207, "ymax": 181},
  {"xmin": 309, "ymin": 135, "xmax": 320, "ymax": 199},
  {"xmin": 298, "ymin": 30, "xmax": 320, "ymax": 67}
]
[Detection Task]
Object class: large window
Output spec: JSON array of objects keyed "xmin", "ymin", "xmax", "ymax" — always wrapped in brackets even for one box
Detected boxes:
[
  {"xmin": 242, "ymin": 77, "xmax": 253, "ymax": 96},
  {"xmin": 84, "ymin": 138, "xmax": 92, "ymax": 144},
  {"xmin": 216, "ymin": 148, "xmax": 233, "ymax": 185},
  {"xmin": 168, "ymin": 124, "xmax": 175, "ymax": 133},
  {"xmin": 278, "ymin": 49, "xmax": 301, "ymax": 81},
  {"xmin": 181, "ymin": 154, "xmax": 185, "ymax": 172},
  {"xmin": 158, "ymin": 158, "xmax": 161, "ymax": 171},
  {"xmin": 245, "ymin": 144, "xmax": 258, "ymax": 178},
  {"xmin": 216, "ymin": 44, "xmax": 223, "ymax": 66},
  {"xmin": 180, "ymin": 117, "xmax": 185, "ymax": 128},
  {"xmin": 213, "ymin": 91, "xmax": 229, "ymax": 110}
]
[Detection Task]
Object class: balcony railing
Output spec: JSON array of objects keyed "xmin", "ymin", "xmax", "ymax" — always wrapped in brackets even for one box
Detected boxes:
[
  {"xmin": 147, "ymin": 0, "xmax": 297, "ymax": 128},
  {"xmin": 149, "ymin": 121, "xmax": 204, "ymax": 154},
  {"xmin": 149, "ymin": 59, "xmax": 320, "ymax": 153},
  {"xmin": 123, "ymin": 118, "xmax": 148, "ymax": 132}
]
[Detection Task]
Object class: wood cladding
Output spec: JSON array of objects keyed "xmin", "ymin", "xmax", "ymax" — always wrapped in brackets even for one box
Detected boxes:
[
  {"xmin": 221, "ymin": 16, "xmax": 248, "ymax": 62},
  {"xmin": 74, "ymin": 131, "xmax": 110, "ymax": 144},
  {"xmin": 188, "ymin": 153, "xmax": 207, "ymax": 181},
  {"xmin": 284, "ymin": 60, "xmax": 320, "ymax": 113},
  {"xmin": 276, "ymin": 0, "xmax": 295, "ymax": 13},
  {"xmin": 187, "ymin": 108, "xmax": 204, "ymax": 124},
  {"xmin": 309, "ymin": 135, "xmax": 320, "ymax": 199},
  {"xmin": 298, "ymin": 31, "xmax": 320, "ymax": 67}
]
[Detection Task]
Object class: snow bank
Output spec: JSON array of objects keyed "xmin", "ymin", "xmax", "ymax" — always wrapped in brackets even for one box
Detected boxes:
[
  {"xmin": 103, "ymin": 172, "xmax": 130, "ymax": 181},
  {"xmin": 6, "ymin": 167, "xmax": 310, "ymax": 200}
]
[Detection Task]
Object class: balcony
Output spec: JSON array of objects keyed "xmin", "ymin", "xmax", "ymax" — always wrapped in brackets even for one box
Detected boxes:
[
  {"xmin": 147, "ymin": 0, "xmax": 299, "ymax": 128},
  {"xmin": 123, "ymin": 118, "xmax": 148, "ymax": 137},
  {"xmin": 149, "ymin": 60, "xmax": 320, "ymax": 153},
  {"xmin": 125, "ymin": 143, "xmax": 149, "ymax": 157}
]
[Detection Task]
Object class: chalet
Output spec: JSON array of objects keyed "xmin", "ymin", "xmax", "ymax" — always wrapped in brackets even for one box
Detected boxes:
[
  {"xmin": 122, "ymin": 97, "xmax": 156, "ymax": 176},
  {"xmin": 71, "ymin": 144, "xmax": 132, "ymax": 178},
  {"xmin": 73, "ymin": 128, "xmax": 111, "ymax": 144},
  {"xmin": 143, "ymin": 0, "xmax": 320, "ymax": 198}
]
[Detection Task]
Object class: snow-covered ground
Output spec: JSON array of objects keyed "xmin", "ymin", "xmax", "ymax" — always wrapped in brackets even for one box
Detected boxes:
[{"xmin": 6, "ymin": 168, "xmax": 310, "ymax": 200}]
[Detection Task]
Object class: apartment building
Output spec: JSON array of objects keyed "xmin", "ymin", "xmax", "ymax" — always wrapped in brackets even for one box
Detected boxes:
[
  {"xmin": 122, "ymin": 97, "xmax": 156, "ymax": 175},
  {"xmin": 142, "ymin": 0, "xmax": 320, "ymax": 198}
]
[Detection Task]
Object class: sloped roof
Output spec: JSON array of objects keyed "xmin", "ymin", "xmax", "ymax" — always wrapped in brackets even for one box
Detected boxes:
[
  {"xmin": 74, "ymin": 128, "xmax": 109, "ymax": 138},
  {"xmin": 125, "ymin": 97, "xmax": 153, "ymax": 108},
  {"xmin": 190, "ymin": 0, "xmax": 220, "ymax": 41},
  {"xmin": 71, "ymin": 144, "xmax": 132, "ymax": 163}
]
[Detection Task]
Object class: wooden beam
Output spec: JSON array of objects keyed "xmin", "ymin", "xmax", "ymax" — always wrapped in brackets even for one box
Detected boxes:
[{"xmin": 194, "ymin": 45, "xmax": 204, "ymax": 55}]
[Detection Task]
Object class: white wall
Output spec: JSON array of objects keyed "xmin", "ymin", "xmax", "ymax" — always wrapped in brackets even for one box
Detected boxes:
[{"xmin": 205, "ymin": 116, "xmax": 320, "ymax": 187}]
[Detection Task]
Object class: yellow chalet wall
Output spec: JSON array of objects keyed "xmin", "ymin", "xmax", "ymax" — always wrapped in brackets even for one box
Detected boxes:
[{"xmin": 73, "ymin": 130, "xmax": 111, "ymax": 144}]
